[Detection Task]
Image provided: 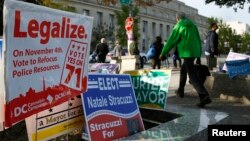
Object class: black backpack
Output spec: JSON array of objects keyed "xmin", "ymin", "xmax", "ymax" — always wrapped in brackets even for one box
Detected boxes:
[{"xmin": 195, "ymin": 64, "xmax": 211, "ymax": 84}]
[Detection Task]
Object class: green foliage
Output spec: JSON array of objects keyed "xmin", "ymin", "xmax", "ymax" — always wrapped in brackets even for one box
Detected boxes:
[
  {"xmin": 42, "ymin": 0, "xmax": 76, "ymax": 12},
  {"xmin": 114, "ymin": 5, "xmax": 140, "ymax": 47},
  {"xmin": 241, "ymin": 32, "xmax": 250, "ymax": 53},
  {"xmin": 91, "ymin": 23, "xmax": 115, "ymax": 52},
  {"xmin": 24, "ymin": 0, "xmax": 77, "ymax": 12},
  {"xmin": 217, "ymin": 20, "xmax": 234, "ymax": 54},
  {"xmin": 205, "ymin": 0, "xmax": 250, "ymax": 11},
  {"xmin": 207, "ymin": 17, "xmax": 219, "ymax": 29}
]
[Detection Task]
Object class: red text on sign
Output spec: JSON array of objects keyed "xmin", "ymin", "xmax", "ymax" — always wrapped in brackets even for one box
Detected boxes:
[{"xmin": 13, "ymin": 10, "xmax": 87, "ymax": 44}]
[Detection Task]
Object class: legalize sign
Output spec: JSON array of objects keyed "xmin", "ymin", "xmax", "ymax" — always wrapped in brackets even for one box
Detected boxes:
[
  {"xmin": 124, "ymin": 69, "xmax": 171, "ymax": 109},
  {"xmin": 2, "ymin": 0, "xmax": 93, "ymax": 127}
]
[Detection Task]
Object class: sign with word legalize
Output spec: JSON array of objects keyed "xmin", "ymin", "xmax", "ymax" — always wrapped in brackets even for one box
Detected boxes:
[
  {"xmin": 2, "ymin": 0, "xmax": 93, "ymax": 127},
  {"xmin": 82, "ymin": 74, "xmax": 144, "ymax": 141},
  {"xmin": 226, "ymin": 58, "xmax": 250, "ymax": 78},
  {"xmin": 25, "ymin": 96, "xmax": 84, "ymax": 141},
  {"xmin": 124, "ymin": 69, "xmax": 171, "ymax": 109},
  {"xmin": 0, "ymin": 38, "xmax": 4, "ymax": 131}
]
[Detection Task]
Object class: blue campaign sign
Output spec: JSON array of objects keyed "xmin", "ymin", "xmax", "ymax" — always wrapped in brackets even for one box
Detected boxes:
[
  {"xmin": 82, "ymin": 74, "xmax": 144, "ymax": 141},
  {"xmin": 226, "ymin": 58, "xmax": 250, "ymax": 78}
]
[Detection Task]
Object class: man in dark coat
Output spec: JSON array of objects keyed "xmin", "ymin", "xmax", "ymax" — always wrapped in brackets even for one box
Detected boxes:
[
  {"xmin": 152, "ymin": 36, "xmax": 163, "ymax": 69},
  {"xmin": 95, "ymin": 38, "xmax": 109, "ymax": 63},
  {"xmin": 204, "ymin": 23, "xmax": 219, "ymax": 70}
]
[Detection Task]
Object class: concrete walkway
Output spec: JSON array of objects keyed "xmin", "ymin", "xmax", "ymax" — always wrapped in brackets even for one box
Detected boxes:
[{"xmin": 167, "ymin": 69, "xmax": 250, "ymax": 125}]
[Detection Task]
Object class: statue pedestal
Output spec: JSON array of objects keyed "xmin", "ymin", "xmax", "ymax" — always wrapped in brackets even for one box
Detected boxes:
[{"xmin": 110, "ymin": 55, "xmax": 140, "ymax": 74}]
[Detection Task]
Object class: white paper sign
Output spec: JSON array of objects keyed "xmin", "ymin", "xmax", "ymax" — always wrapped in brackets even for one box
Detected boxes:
[
  {"xmin": 223, "ymin": 52, "xmax": 250, "ymax": 71},
  {"xmin": 25, "ymin": 96, "xmax": 85, "ymax": 141}
]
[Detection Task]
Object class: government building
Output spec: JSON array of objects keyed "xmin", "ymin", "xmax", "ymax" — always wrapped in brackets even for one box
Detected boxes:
[{"xmin": 55, "ymin": 0, "xmax": 208, "ymax": 52}]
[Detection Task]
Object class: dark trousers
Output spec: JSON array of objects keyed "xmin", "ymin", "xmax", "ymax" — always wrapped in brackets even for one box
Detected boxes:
[
  {"xmin": 173, "ymin": 58, "xmax": 182, "ymax": 68},
  {"xmin": 178, "ymin": 58, "xmax": 210, "ymax": 100},
  {"xmin": 140, "ymin": 57, "xmax": 144, "ymax": 69},
  {"xmin": 98, "ymin": 56, "xmax": 106, "ymax": 63},
  {"xmin": 152, "ymin": 58, "xmax": 161, "ymax": 69},
  {"xmin": 206, "ymin": 55, "xmax": 216, "ymax": 70}
]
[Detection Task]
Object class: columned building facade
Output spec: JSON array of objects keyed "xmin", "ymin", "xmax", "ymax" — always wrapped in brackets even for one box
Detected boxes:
[{"xmin": 56, "ymin": 0, "xmax": 208, "ymax": 52}]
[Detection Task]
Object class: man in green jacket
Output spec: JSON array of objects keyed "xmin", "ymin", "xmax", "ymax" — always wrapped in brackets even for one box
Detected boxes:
[{"xmin": 160, "ymin": 12, "xmax": 211, "ymax": 108}]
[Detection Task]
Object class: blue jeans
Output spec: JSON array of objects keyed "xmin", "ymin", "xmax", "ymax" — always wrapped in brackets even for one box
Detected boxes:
[{"xmin": 179, "ymin": 58, "xmax": 209, "ymax": 100}]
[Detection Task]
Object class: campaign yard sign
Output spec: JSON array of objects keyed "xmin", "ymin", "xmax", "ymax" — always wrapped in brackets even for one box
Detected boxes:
[
  {"xmin": 124, "ymin": 69, "xmax": 171, "ymax": 109},
  {"xmin": 223, "ymin": 51, "xmax": 250, "ymax": 71},
  {"xmin": 2, "ymin": 0, "xmax": 93, "ymax": 127},
  {"xmin": 226, "ymin": 58, "xmax": 250, "ymax": 78},
  {"xmin": 25, "ymin": 96, "xmax": 84, "ymax": 141},
  {"xmin": 82, "ymin": 74, "xmax": 144, "ymax": 141}
]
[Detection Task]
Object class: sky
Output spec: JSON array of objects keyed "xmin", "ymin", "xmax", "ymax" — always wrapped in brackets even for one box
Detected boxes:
[{"xmin": 178, "ymin": 0, "xmax": 250, "ymax": 25}]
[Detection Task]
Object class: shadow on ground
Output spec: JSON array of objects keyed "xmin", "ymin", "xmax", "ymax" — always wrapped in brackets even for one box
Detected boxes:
[{"xmin": 167, "ymin": 93, "xmax": 250, "ymax": 125}]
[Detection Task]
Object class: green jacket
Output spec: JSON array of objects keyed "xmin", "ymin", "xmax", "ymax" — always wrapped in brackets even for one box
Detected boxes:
[{"xmin": 161, "ymin": 18, "xmax": 202, "ymax": 58}]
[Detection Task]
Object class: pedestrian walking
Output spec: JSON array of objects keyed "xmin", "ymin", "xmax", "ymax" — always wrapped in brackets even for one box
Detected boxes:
[
  {"xmin": 160, "ymin": 12, "xmax": 212, "ymax": 107},
  {"xmin": 114, "ymin": 40, "xmax": 122, "ymax": 58},
  {"xmin": 172, "ymin": 47, "xmax": 182, "ymax": 68},
  {"xmin": 204, "ymin": 23, "xmax": 219, "ymax": 70},
  {"xmin": 151, "ymin": 36, "xmax": 163, "ymax": 69},
  {"xmin": 95, "ymin": 38, "xmax": 109, "ymax": 63}
]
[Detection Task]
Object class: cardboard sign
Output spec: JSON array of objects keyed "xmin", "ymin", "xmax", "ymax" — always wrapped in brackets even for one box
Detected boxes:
[
  {"xmin": 223, "ymin": 52, "xmax": 250, "ymax": 71},
  {"xmin": 89, "ymin": 63, "xmax": 118, "ymax": 74},
  {"xmin": 124, "ymin": 69, "xmax": 171, "ymax": 109},
  {"xmin": 2, "ymin": 0, "xmax": 93, "ymax": 127},
  {"xmin": 226, "ymin": 58, "xmax": 250, "ymax": 78},
  {"xmin": 25, "ymin": 96, "xmax": 84, "ymax": 141},
  {"xmin": 82, "ymin": 74, "xmax": 144, "ymax": 141}
]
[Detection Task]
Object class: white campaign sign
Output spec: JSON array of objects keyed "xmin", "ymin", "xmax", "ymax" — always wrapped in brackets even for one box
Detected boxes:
[
  {"xmin": 25, "ymin": 96, "xmax": 85, "ymax": 141},
  {"xmin": 222, "ymin": 52, "xmax": 250, "ymax": 71},
  {"xmin": 2, "ymin": 0, "xmax": 93, "ymax": 127}
]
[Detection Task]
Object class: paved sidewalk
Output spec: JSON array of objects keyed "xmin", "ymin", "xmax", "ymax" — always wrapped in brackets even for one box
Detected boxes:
[{"xmin": 167, "ymin": 70, "xmax": 250, "ymax": 125}]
